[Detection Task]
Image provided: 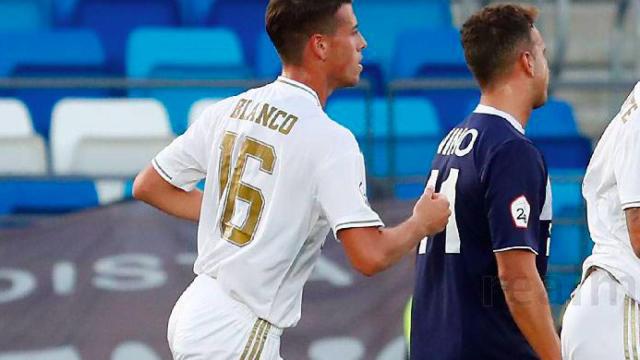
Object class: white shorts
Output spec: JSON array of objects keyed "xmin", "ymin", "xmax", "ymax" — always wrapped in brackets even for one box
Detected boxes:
[
  {"xmin": 561, "ymin": 268, "xmax": 640, "ymax": 360},
  {"xmin": 167, "ymin": 275, "xmax": 283, "ymax": 360}
]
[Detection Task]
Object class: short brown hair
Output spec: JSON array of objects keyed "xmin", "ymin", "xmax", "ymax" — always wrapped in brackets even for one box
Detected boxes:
[
  {"xmin": 266, "ymin": 0, "xmax": 352, "ymax": 65},
  {"xmin": 461, "ymin": 4, "xmax": 539, "ymax": 88}
]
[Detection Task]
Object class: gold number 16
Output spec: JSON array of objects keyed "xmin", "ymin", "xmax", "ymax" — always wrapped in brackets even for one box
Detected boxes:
[{"xmin": 218, "ymin": 132, "xmax": 276, "ymax": 246}]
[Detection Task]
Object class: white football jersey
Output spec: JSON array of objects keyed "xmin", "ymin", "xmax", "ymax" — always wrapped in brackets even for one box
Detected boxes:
[
  {"xmin": 582, "ymin": 81, "xmax": 640, "ymax": 301},
  {"xmin": 152, "ymin": 77, "xmax": 383, "ymax": 328}
]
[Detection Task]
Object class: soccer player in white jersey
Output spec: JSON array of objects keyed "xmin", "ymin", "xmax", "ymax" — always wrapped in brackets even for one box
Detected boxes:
[
  {"xmin": 561, "ymin": 82, "xmax": 640, "ymax": 359},
  {"xmin": 132, "ymin": 0, "xmax": 451, "ymax": 358}
]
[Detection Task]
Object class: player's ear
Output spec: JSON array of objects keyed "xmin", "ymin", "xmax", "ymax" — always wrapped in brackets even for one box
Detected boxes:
[
  {"xmin": 520, "ymin": 51, "xmax": 536, "ymax": 78},
  {"xmin": 310, "ymin": 34, "xmax": 329, "ymax": 61}
]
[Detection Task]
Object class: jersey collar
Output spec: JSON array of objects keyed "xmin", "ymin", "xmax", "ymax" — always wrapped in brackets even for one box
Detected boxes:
[
  {"xmin": 473, "ymin": 104, "xmax": 525, "ymax": 135},
  {"xmin": 276, "ymin": 76, "xmax": 322, "ymax": 107}
]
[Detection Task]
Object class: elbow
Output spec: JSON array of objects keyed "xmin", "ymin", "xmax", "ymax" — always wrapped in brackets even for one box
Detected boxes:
[
  {"xmin": 497, "ymin": 270, "xmax": 521, "ymax": 296},
  {"xmin": 352, "ymin": 252, "xmax": 389, "ymax": 277},
  {"xmin": 132, "ymin": 172, "xmax": 152, "ymax": 202},
  {"xmin": 631, "ymin": 241, "xmax": 640, "ymax": 259},
  {"xmin": 356, "ymin": 263, "xmax": 380, "ymax": 277},
  {"xmin": 498, "ymin": 270, "xmax": 523, "ymax": 289}
]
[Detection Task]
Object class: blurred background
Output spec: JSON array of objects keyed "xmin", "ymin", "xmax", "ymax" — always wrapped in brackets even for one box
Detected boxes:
[{"xmin": 0, "ymin": 0, "xmax": 637, "ymax": 358}]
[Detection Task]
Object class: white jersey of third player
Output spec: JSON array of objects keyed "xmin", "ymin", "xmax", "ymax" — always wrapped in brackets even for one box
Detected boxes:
[
  {"xmin": 582, "ymin": 81, "xmax": 640, "ymax": 301},
  {"xmin": 152, "ymin": 77, "xmax": 383, "ymax": 328}
]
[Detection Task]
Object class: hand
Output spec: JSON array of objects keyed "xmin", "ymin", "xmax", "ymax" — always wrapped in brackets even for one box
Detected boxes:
[{"xmin": 412, "ymin": 187, "xmax": 451, "ymax": 236}]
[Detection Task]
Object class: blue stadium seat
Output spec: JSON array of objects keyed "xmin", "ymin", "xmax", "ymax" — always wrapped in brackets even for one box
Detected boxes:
[
  {"xmin": 0, "ymin": 30, "xmax": 104, "ymax": 76},
  {"xmin": 392, "ymin": 27, "xmax": 469, "ymax": 79},
  {"xmin": 527, "ymin": 98, "xmax": 592, "ymax": 169},
  {"xmin": 206, "ymin": 0, "xmax": 266, "ymax": 68},
  {"xmin": 178, "ymin": 0, "xmax": 218, "ymax": 25},
  {"xmin": 0, "ymin": 180, "xmax": 99, "ymax": 214},
  {"xmin": 326, "ymin": 97, "xmax": 440, "ymax": 138},
  {"xmin": 547, "ymin": 222, "xmax": 589, "ymax": 305},
  {"xmin": 528, "ymin": 98, "xmax": 581, "ymax": 137},
  {"xmin": 0, "ymin": 30, "xmax": 108, "ymax": 138},
  {"xmin": 552, "ymin": 179, "xmax": 585, "ymax": 215},
  {"xmin": 255, "ymin": 32, "xmax": 281, "ymax": 80},
  {"xmin": 546, "ymin": 271, "xmax": 581, "ymax": 306},
  {"xmin": 0, "ymin": 0, "xmax": 49, "ymax": 30},
  {"xmin": 127, "ymin": 27, "xmax": 250, "ymax": 134},
  {"xmin": 355, "ymin": 0, "xmax": 452, "ymax": 79},
  {"xmin": 53, "ymin": 0, "xmax": 78, "ymax": 25},
  {"xmin": 532, "ymin": 137, "xmax": 592, "ymax": 169},
  {"xmin": 392, "ymin": 26, "xmax": 479, "ymax": 131},
  {"xmin": 326, "ymin": 96, "xmax": 441, "ymax": 188},
  {"xmin": 70, "ymin": 0, "xmax": 179, "ymax": 73},
  {"xmin": 549, "ymin": 223, "xmax": 587, "ymax": 266}
]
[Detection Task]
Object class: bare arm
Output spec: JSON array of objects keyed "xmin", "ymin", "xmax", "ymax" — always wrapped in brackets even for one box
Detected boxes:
[
  {"xmin": 496, "ymin": 250, "xmax": 561, "ymax": 360},
  {"xmin": 338, "ymin": 188, "xmax": 451, "ymax": 276},
  {"xmin": 132, "ymin": 165, "xmax": 203, "ymax": 222},
  {"xmin": 626, "ymin": 207, "xmax": 640, "ymax": 258}
]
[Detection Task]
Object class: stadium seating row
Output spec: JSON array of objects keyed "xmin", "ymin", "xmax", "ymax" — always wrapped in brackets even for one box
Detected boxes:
[
  {"xmin": 0, "ymin": 96, "xmax": 588, "ymax": 210},
  {"xmin": 0, "ymin": 24, "xmax": 596, "ymax": 141},
  {"xmin": 0, "ymin": 93, "xmax": 592, "ymax": 171},
  {"xmin": 0, "ymin": 0, "xmax": 451, "ymax": 73},
  {"xmin": 0, "ymin": 25, "xmax": 469, "ymax": 133}
]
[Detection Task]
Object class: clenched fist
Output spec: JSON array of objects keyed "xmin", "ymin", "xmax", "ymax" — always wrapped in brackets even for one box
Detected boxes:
[{"xmin": 412, "ymin": 187, "xmax": 451, "ymax": 236}]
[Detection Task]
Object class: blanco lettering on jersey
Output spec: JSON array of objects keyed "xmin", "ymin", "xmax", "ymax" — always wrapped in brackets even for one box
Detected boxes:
[
  {"xmin": 229, "ymin": 98, "xmax": 299, "ymax": 135},
  {"xmin": 437, "ymin": 128, "xmax": 479, "ymax": 157}
]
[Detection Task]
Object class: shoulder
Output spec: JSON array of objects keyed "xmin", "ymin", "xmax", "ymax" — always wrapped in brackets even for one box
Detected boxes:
[
  {"xmin": 468, "ymin": 114, "xmax": 538, "ymax": 159},
  {"xmin": 493, "ymin": 138, "xmax": 543, "ymax": 163},
  {"xmin": 306, "ymin": 114, "xmax": 361, "ymax": 170},
  {"xmin": 301, "ymin": 110, "xmax": 360, "ymax": 148},
  {"xmin": 195, "ymin": 96, "xmax": 241, "ymax": 125},
  {"xmin": 480, "ymin": 138, "xmax": 545, "ymax": 181},
  {"xmin": 622, "ymin": 107, "xmax": 640, "ymax": 132}
]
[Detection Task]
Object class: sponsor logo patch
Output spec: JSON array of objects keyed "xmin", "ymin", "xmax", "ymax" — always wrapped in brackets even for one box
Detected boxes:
[{"xmin": 510, "ymin": 195, "xmax": 531, "ymax": 229}]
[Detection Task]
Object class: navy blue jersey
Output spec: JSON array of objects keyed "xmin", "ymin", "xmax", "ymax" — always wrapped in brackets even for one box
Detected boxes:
[{"xmin": 410, "ymin": 106, "xmax": 552, "ymax": 360}]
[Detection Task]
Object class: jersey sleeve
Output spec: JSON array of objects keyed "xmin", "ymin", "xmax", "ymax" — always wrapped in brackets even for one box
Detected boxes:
[
  {"xmin": 316, "ymin": 142, "xmax": 384, "ymax": 238},
  {"xmin": 152, "ymin": 106, "xmax": 216, "ymax": 192},
  {"xmin": 482, "ymin": 140, "xmax": 547, "ymax": 254},
  {"xmin": 614, "ymin": 120, "xmax": 640, "ymax": 210}
]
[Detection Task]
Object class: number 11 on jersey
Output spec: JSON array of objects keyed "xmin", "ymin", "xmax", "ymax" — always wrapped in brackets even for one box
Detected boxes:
[{"xmin": 418, "ymin": 168, "xmax": 461, "ymax": 254}]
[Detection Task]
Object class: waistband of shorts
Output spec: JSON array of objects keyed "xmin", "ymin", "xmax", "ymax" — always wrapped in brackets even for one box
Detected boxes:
[
  {"xmin": 200, "ymin": 274, "xmax": 283, "ymax": 337},
  {"xmin": 584, "ymin": 265, "xmax": 621, "ymax": 285}
]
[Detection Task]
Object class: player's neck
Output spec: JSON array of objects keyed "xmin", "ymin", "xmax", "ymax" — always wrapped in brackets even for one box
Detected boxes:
[
  {"xmin": 281, "ymin": 66, "xmax": 330, "ymax": 107},
  {"xmin": 479, "ymin": 86, "xmax": 533, "ymax": 129}
]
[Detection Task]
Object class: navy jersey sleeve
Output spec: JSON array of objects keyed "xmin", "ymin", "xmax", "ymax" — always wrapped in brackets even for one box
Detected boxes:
[{"xmin": 482, "ymin": 140, "xmax": 546, "ymax": 254}]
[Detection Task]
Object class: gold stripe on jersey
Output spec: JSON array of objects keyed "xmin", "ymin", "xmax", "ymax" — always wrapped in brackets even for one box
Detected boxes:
[
  {"xmin": 254, "ymin": 323, "xmax": 271, "ymax": 360},
  {"xmin": 626, "ymin": 296, "xmax": 632, "ymax": 360},
  {"xmin": 621, "ymin": 92, "xmax": 638, "ymax": 123},
  {"xmin": 230, "ymin": 98, "xmax": 299, "ymax": 135},
  {"xmin": 219, "ymin": 132, "xmax": 237, "ymax": 201},
  {"xmin": 247, "ymin": 320, "xmax": 270, "ymax": 360},
  {"xmin": 241, "ymin": 319, "xmax": 262, "ymax": 360},
  {"xmin": 632, "ymin": 298, "xmax": 639, "ymax": 360}
]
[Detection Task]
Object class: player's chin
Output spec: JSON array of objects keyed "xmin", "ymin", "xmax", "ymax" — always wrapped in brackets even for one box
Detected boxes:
[{"xmin": 342, "ymin": 73, "xmax": 360, "ymax": 88}]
